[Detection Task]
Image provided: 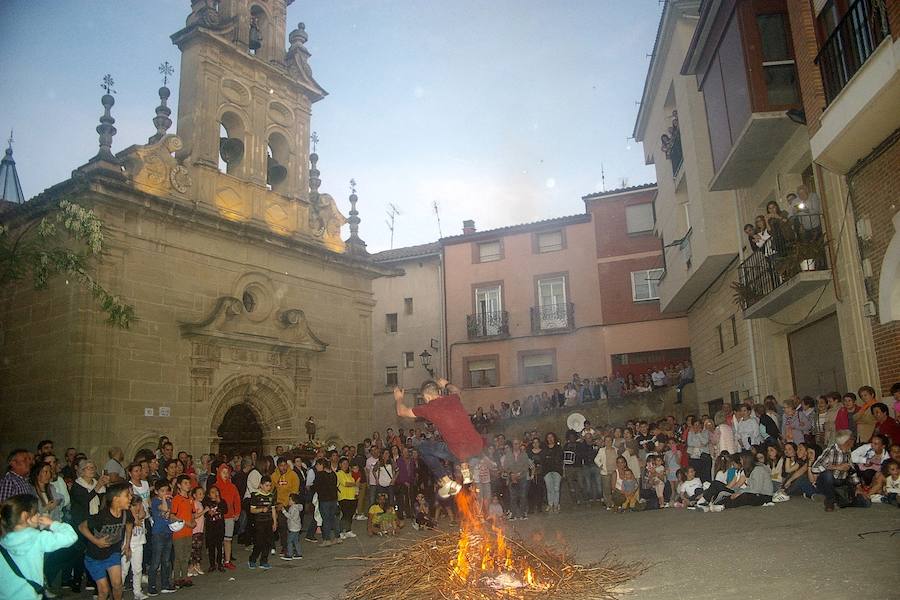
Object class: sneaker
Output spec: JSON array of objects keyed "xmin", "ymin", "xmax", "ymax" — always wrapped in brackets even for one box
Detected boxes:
[
  {"xmin": 709, "ymin": 504, "xmax": 724, "ymax": 513},
  {"xmin": 412, "ymin": 522, "xmax": 420, "ymax": 531},
  {"xmin": 247, "ymin": 562, "xmax": 257, "ymax": 569},
  {"xmin": 280, "ymin": 554, "xmax": 293, "ymax": 561},
  {"xmin": 160, "ymin": 589, "xmax": 177, "ymax": 595},
  {"xmin": 270, "ymin": 549, "xmax": 276, "ymax": 555},
  {"xmin": 696, "ymin": 497, "xmax": 708, "ymax": 506},
  {"xmin": 44, "ymin": 591, "xmax": 58, "ymax": 599},
  {"xmin": 339, "ymin": 532, "xmax": 348, "ymax": 540},
  {"xmin": 305, "ymin": 537, "xmax": 319, "ymax": 543},
  {"xmin": 223, "ymin": 562, "xmax": 237, "ymax": 570},
  {"xmin": 354, "ymin": 514, "xmax": 367, "ymax": 521},
  {"xmin": 344, "ymin": 531, "xmax": 357, "ymax": 538},
  {"xmin": 762, "ymin": 502, "xmax": 775, "ymax": 507},
  {"xmin": 292, "ymin": 555, "xmax": 303, "ymax": 560},
  {"xmin": 521, "ymin": 515, "xmax": 528, "ymax": 521},
  {"xmin": 259, "ymin": 564, "xmax": 272, "ymax": 570},
  {"xmin": 147, "ymin": 593, "xmax": 159, "ymax": 598}
]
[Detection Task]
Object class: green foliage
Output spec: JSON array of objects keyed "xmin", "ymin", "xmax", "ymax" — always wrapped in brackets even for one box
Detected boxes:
[
  {"xmin": 730, "ymin": 279, "xmax": 759, "ymax": 308},
  {"xmin": 0, "ymin": 199, "xmax": 135, "ymax": 328}
]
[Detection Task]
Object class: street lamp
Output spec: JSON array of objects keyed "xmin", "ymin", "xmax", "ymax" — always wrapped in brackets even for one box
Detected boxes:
[{"xmin": 419, "ymin": 349, "xmax": 434, "ymax": 377}]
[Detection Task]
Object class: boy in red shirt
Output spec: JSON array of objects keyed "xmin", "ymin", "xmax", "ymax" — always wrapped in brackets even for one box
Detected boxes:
[{"xmin": 394, "ymin": 378, "xmax": 483, "ymax": 498}]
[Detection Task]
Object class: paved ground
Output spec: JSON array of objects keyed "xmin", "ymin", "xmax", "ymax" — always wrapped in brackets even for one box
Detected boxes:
[{"xmin": 76, "ymin": 500, "xmax": 900, "ymax": 600}]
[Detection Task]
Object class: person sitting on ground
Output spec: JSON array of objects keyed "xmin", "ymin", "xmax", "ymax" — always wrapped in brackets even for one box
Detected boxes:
[
  {"xmin": 677, "ymin": 467, "xmax": 703, "ymax": 508},
  {"xmin": 811, "ymin": 430, "xmax": 869, "ymax": 511},
  {"xmin": 850, "ymin": 434, "xmax": 890, "ymax": 487},
  {"xmin": 617, "ymin": 469, "xmax": 640, "ymax": 512},
  {"xmin": 367, "ymin": 492, "xmax": 402, "ymax": 536},
  {"xmin": 394, "ymin": 378, "xmax": 484, "ymax": 498},
  {"xmin": 872, "ymin": 460, "xmax": 899, "ymax": 506},
  {"xmin": 412, "ymin": 493, "xmax": 435, "ymax": 530},
  {"xmin": 706, "ymin": 452, "xmax": 773, "ymax": 511}
]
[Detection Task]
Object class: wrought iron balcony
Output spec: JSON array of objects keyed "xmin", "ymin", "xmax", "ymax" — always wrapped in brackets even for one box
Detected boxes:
[
  {"xmin": 735, "ymin": 214, "xmax": 830, "ymax": 317},
  {"xmin": 816, "ymin": 0, "xmax": 891, "ymax": 106},
  {"xmin": 466, "ymin": 310, "xmax": 509, "ymax": 339},
  {"xmin": 530, "ymin": 303, "xmax": 575, "ymax": 333}
]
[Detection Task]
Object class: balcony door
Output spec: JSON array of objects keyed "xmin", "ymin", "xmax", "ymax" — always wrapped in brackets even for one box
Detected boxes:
[
  {"xmin": 475, "ymin": 286, "xmax": 502, "ymax": 336},
  {"xmin": 538, "ymin": 277, "xmax": 567, "ymax": 329}
]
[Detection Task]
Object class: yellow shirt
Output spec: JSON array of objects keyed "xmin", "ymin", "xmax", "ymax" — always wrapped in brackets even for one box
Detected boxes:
[
  {"xmin": 337, "ymin": 470, "xmax": 358, "ymax": 501},
  {"xmin": 273, "ymin": 468, "xmax": 300, "ymax": 506}
]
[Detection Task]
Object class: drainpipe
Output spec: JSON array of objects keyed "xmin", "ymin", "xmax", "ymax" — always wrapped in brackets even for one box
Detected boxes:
[{"xmin": 734, "ymin": 189, "xmax": 760, "ymax": 400}]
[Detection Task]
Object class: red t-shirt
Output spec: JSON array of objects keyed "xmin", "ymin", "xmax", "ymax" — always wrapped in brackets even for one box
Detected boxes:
[
  {"xmin": 874, "ymin": 416, "xmax": 900, "ymax": 445},
  {"xmin": 412, "ymin": 394, "xmax": 483, "ymax": 460},
  {"xmin": 171, "ymin": 494, "xmax": 193, "ymax": 539}
]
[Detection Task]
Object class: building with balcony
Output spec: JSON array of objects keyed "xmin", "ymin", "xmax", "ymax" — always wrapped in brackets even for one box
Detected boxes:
[
  {"xmin": 788, "ymin": 0, "xmax": 900, "ymax": 395},
  {"xmin": 370, "ymin": 242, "xmax": 445, "ymax": 432},
  {"xmin": 442, "ymin": 185, "xmax": 689, "ymax": 413},
  {"xmin": 633, "ymin": 0, "xmax": 883, "ymax": 412}
]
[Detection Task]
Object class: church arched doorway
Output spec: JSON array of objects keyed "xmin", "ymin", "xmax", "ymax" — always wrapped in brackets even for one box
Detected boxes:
[{"xmin": 216, "ymin": 403, "xmax": 263, "ymax": 457}]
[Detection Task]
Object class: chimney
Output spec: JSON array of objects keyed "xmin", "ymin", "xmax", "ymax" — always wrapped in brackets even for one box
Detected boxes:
[{"xmin": 462, "ymin": 219, "xmax": 476, "ymax": 235}]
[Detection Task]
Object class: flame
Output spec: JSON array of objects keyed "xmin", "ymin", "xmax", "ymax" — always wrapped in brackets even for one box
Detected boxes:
[
  {"xmin": 453, "ymin": 530, "xmax": 470, "ymax": 581},
  {"xmin": 449, "ymin": 486, "xmax": 542, "ymax": 590}
]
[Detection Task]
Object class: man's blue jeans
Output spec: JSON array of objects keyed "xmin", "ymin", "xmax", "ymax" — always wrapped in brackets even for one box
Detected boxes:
[
  {"xmin": 815, "ymin": 470, "xmax": 870, "ymax": 508},
  {"xmin": 413, "ymin": 439, "xmax": 458, "ymax": 480},
  {"xmin": 319, "ymin": 500, "xmax": 338, "ymax": 541}
]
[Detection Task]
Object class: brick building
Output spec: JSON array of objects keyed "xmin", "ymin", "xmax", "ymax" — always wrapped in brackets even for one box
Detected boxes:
[
  {"xmin": 441, "ymin": 185, "xmax": 690, "ymax": 413},
  {"xmin": 787, "ymin": 0, "xmax": 900, "ymax": 394}
]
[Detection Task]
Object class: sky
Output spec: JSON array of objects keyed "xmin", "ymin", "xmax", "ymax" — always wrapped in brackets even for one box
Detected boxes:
[{"xmin": 0, "ymin": 0, "xmax": 660, "ymax": 253}]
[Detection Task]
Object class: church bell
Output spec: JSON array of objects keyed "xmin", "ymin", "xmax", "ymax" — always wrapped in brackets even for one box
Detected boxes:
[
  {"xmin": 267, "ymin": 156, "xmax": 287, "ymax": 186},
  {"xmin": 249, "ymin": 18, "xmax": 262, "ymax": 51},
  {"xmin": 219, "ymin": 137, "xmax": 244, "ymax": 165}
]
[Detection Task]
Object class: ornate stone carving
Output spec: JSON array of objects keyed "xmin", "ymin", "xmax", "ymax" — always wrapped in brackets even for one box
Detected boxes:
[{"xmin": 122, "ymin": 133, "xmax": 192, "ymax": 197}]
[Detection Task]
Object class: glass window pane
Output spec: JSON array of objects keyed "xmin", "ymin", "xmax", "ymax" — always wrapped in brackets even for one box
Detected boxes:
[
  {"xmin": 763, "ymin": 64, "xmax": 800, "ymax": 105},
  {"xmin": 626, "ymin": 203, "xmax": 655, "ymax": 233},
  {"xmin": 757, "ymin": 14, "xmax": 791, "ymax": 62}
]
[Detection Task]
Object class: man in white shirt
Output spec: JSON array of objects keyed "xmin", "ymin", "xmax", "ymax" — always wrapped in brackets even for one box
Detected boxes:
[
  {"xmin": 851, "ymin": 433, "xmax": 889, "ymax": 486},
  {"xmin": 651, "ymin": 368, "xmax": 667, "ymax": 389},
  {"xmin": 365, "ymin": 448, "xmax": 379, "ymax": 510},
  {"xmin": 733, "ymin": 403, "xmax": 762, "ymax": 451},
  {"xmin": 103, "ymin": 446, "xmax": 127, "ymax": 483}
]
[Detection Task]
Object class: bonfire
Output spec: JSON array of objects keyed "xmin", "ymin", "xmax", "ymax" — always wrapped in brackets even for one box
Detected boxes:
[{"xmin": 344, "ymin": 489, "xmax": 646, "ymax": 600}]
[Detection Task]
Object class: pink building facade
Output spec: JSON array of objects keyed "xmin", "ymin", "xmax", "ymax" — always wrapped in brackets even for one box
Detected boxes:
[{"xmin": 442, "ymin": 184, "xmax": 690, "ymax": 412}]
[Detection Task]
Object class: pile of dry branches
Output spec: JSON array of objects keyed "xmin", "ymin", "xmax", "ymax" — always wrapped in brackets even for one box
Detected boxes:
[{"xmin": 343, "ymin": 529, "xmax": 646, "ymax": 600}]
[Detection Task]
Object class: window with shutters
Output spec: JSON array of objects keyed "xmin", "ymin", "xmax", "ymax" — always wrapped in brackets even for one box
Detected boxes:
[
  {"xmin": 625, "ymin": 203, "xmax": 655, "ymax": 234},
  {"xmin": 465, "ymin": 357, "xmax": 498, "ymax": 388},
  {"xmin": 536, "ymin": 230, "xmax": 563, "ymax": 253},
  {"xmin": 478, "ymin": 241, "xmax": 502, "ymax": 262},
  {"xmin": 521, "ymin": 353, "xmax": 556, "ymax": 384}
]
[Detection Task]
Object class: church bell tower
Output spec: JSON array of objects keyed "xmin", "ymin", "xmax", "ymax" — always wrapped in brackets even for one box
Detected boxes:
[{"xmin": 170, "ymin": 0, "xmax": 340, "ymax": 247}]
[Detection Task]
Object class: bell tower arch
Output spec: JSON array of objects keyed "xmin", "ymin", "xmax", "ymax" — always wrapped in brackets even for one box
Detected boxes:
[{"xmin": 171, "ymin": 0, "xmax": 326, "ymax": 206}]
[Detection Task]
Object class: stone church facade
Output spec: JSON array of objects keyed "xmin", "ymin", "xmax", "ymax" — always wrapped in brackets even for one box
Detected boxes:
[{"xmin": 0, "ymin": 0, "xmax": 389, "ymax": 460}]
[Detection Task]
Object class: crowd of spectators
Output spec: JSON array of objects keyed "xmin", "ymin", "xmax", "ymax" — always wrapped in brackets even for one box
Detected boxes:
[
  {"xmin": 2, "ymin": 380, "xmax": 897, "ymax": 600},
  {"xmin": 469, "ymin": 364, "xmax": 695, "ymax": 433}
]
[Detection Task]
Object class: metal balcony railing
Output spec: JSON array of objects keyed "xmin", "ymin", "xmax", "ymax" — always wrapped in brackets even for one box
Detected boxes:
[
  {"xmin": 466, "ymin": 310, "xmax": 509, "ymax": 339},
  {"xmin": 736, "ymin": 214, "xmax": 829, "ymax": 310},
  {"xmin": 669, "ymin": 131, "xmax": 683, "ymax": 177},
  {"xmin": 530, "ymin": 303, "xmax": 575, "ymax": 333},
  {"xmin": 815, "ymin": 0, "xmax": 891, "ymax": 105}
]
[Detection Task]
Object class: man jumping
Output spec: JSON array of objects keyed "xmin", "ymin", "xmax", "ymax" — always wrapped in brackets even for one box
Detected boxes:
[{"xmin": 394, "ymin": 378, "xmax": 483, "ymax": 498}]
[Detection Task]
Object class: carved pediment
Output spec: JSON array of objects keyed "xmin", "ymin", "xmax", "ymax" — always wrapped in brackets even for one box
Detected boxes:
[
  {"xmin": 180, "ymin": 296, "xmax": 327, "ymax": 352},
  {"xmin": 121, "ymin": 134, "xmax": 192, "ymax": 197}
]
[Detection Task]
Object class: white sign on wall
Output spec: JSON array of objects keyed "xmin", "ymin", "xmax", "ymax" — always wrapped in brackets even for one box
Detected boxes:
[
  {"xmin": 144, "ymin": 408, "xmax": 155, "ymax": 417},
  {"xmin": 159, "ymin": 406, "xmax": 171, "ymax": 417}
]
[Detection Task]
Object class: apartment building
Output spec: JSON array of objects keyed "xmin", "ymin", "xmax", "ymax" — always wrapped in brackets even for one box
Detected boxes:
[
  {"xmin": 634, "ymin": 0, "xmax": 884, "ymax": 413},
  {"xmin": 787, "ymin": 0, "xmax": 900, "ymax": 394},
  {"xmin": 442, "ymin": 186, "xmax": 690, "ymax": 413},
  {"xmin": 370, "ymin": 242, "xmax": 445, "ymax": 431}
]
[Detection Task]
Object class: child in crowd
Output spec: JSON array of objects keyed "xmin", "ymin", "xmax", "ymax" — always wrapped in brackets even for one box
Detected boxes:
[
  {"xmin": 121, "ymin": 496, "xmax": 147, "ymax": 600},
  {"xmin": 0, "ymin": 494, "xmax": 77, "ymax": 600},
  {"xmin": 148, "ymin": 480, "xmax": 175, "ymax": 595},
  {"xmin": 487, "ymin": 494, "xmax": 505, "ymax": 523},
  {"xmin": 648, "ymin": 455, "xmax": 667, "ymax": 507},
  {"xmin": 367, "ymin": 492, "xmax": 401, "ymax": 536},
  {"xmin": 282, "ymin": 493, "xmax": 303, "ymax": 559},
  {"xmin": 248, "ymin": 476, "xmax": 277, "ymax": 570},
  {"xmin": 664, "ymin": 438, "xmax": 682, "ymax": 503},
  {"xmin": 618, "ymin": 469, "xmax": 639, "ymax": 511},
  {"xmin": 170, "ymin": 475, "xmax": 194, "ymax": 588},
  {"xmin": 877, "ymin": 460, "xmax": 900, "ymax": 505},
  {"xmin": 188, "ymin": 486, "xmax": 207, "ymax": 577},
  {"xmin": 202, "ymin": 485, "xmax": 227, "ymax": 572},
  {"xmin": 413, "ymin": 493, "xmax": 436, "ymax": 530},
  {"xmin": 78, "ymin": 482, "xmax": 134, "ymax": 600},
  {"xmin": 678, "ymin": 467, "xmax": 703, "ymax": 507}
]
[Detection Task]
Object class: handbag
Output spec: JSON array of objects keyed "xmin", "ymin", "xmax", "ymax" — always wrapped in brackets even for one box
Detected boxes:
[
  {"xmin": 0, "ymin": 544, "xmax": 44, "ymax": 595},
  {"xmin": 833, "ymin": 482, "xmax": 856, "ymax": 508}
]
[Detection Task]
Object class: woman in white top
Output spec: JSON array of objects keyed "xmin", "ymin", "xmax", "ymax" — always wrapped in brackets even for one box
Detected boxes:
[{"xmin": 713, "ymin": 413, "xmax": 736, "ymax": 455}]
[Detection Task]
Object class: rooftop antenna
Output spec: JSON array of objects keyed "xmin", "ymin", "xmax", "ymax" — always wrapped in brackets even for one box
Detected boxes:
[
  {"xmin": 600, "ymin": 162, "xmax": 607, "ymax": 192},
  {"xmin": 433, "ymin": 200, "xmax": 443, "ymax": 238},
  {"xmin": 386, "ymin": 202, "xmax": 401, "ymax": 249}
]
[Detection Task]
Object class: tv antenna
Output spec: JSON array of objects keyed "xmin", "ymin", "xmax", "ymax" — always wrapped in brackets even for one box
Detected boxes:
[
  {"xmin": 386, "ymin": 203, "xmax": 401, "ymax": 249},
  {"xmin": 600, "ymin": 162, "xmax": 607, "ymax": 192},
  {"xmin": 433, "ymin": 201, "xmax": 443, "ymax": 238}
]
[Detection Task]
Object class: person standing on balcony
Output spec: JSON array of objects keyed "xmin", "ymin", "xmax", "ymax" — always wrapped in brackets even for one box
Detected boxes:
[
  {"xmin": 791, "ymin": 185, "xmax": 822, "ymax": 238},
  {"xmin": 765, "ymin": 201, "xmax": 796, "ymax": 256}
]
